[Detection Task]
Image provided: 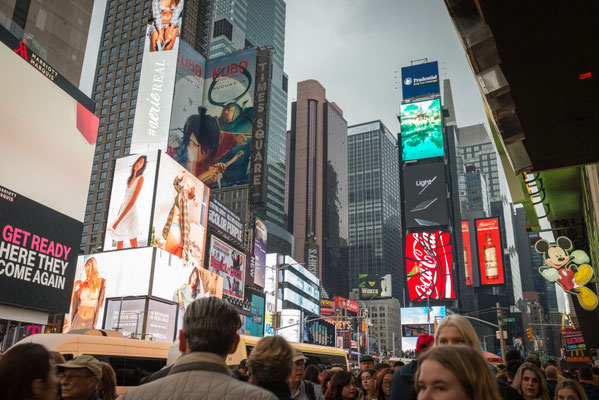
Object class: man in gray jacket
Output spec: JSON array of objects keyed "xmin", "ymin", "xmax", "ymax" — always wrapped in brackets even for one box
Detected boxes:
[{"xmin": 119, "ymin": 297, "xmax": 277, "ymax": 400}]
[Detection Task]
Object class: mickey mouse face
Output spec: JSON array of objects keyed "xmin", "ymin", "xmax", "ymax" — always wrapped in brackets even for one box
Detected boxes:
[{"xmin": 546, "ymin": 246, "xmax": 570, "ymax": 268}]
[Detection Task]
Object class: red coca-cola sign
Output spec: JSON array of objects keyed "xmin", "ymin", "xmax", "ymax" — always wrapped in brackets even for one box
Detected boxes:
[
  {"xmin": 475, "ymin": 218, "xmax": 505, "ymax": 285},
  {"xmin": 461, "ymin": 221, "xmax": 474, "ymax": 286},
  {"xmin": 406, "ymin": 231, "xmax": 455, "ymax": 301}
]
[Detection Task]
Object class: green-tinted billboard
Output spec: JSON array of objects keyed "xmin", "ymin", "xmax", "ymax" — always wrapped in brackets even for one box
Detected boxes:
[{"xmin": 400, "ymin": 98, "xmax": 443, "ymax": 161}]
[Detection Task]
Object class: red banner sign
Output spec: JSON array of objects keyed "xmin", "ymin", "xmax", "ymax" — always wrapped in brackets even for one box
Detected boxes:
[
  {"xmin": 461, "ymin": 221, "xmax": 473, "ymax": 286},
  {"xmin": 406, "ymin": 231, "xmax": 455, "ymax": 301},
  {"xmin": 475, "ymin": 218, "xmax": 505, "ymax": 285},
  {"xmin": 334, "ymin": 296, "xmax": 359, "ymax": 313}
]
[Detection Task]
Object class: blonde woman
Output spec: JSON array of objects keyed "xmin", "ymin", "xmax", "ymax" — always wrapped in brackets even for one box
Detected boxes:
[
  {"xmin": 434, "ymin": 314, "xmax": 481, "ymax": 351},
  {"xmin": 415, "ymin": 345, "xmax": 501, "ymax": 400},
  {"xmin": 247, "ymin": 336, "xmax": 294, "ymax": 399},
  {"xmin": 69, "ymin": 257, "xmax": 106, "ymax": 330},
  {"xmin": 512, "ymin": 362, "xmax": 550, "ymax": 400}
]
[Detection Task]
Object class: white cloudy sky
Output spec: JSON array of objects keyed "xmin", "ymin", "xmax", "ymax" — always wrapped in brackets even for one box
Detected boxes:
[{"xmin": 284, "ymin": 0, "xmax": 487, "ymax": 133}]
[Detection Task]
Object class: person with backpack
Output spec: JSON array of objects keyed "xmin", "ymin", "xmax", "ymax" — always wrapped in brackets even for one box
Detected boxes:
[{"xmin": 290, "ymin": 349, "xmax": 324, "ymax": 400}]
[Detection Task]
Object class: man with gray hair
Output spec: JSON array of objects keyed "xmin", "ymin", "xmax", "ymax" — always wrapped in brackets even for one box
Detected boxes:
[
  {"xmin": 119, "ymin": 297, "xmax": 277, "ymax": 400},
  {"xmin": 544, "ymin": 365, "xmax": 558, "ymax": 400}
]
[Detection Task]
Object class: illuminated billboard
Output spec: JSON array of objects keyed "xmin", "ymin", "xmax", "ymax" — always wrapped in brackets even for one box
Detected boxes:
[
  {"xmin": 64, "ymin": 249, "xmax": 153, "ymax": 332},
  {"xmin": 0, "ymin": 30, "xmax": 98, "ymax": 223},
  {"xmin": 400, "ymin": 306, "xmax": 446, "ymax": 325},
  {"xmin": 279, "ymin": 309, "xmax": 301, "ymax": 343},
  {"xmin": 253, "ymin": 218, "xmax": 267, "ymax": 287},
  {"xmin": 401, "ymin": 61, "xmax": 440, "ymax": 99},
  {"xmin": 403, "ymin": 162, "xmax": 448, "ymax": 228},
  {"xmin": 358, "ymin": 274, "xmax": 392, "ymax": 299},
  {"xmin": 104, "ymin": 151, "xmax": 158, "ymax": 251},
  {"xmin": 0, "ymin": 187, "xmax": 82, "ymax": 313},
  {"xmin": 245, "ymin": 294, "xmax": 265, "ymax": 337},
  {"xmin": 207, "ymin": 198, "xmax": 242, "ymax": 246},
  {"xmin": 400, "ymin": 98, "xmax": 443, "ymax": 161},
  {"xmin": 151, "ymin": 152, "xmax": 210, "ymax": 267},
  {"xmin": 406, "ymin": 231, "xmax": 455, "ymax": 301},
  {"xmin": 461, "ymin": 221, "xmax": 474, "ymax": 286},
  {"xmin": 475, "ymin": 218, "xmax": 505, "ymax": 285},
  {"xmin": 208, "ymin": 235, "xmax": 246, "ymax": 299}
]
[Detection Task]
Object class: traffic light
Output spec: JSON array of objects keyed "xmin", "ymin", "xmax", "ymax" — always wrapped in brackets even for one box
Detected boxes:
[
  {"xmin": 526, "ymin": 328, "xmax": 534, "ymax": 342},
  {"xmin": 362, "ymin": 320, "xmax": 367, "ymax": 332}
]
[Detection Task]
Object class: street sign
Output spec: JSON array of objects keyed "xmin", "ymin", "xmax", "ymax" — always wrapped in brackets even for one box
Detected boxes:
[{"xmin": 504, "ymin": 317, "xmax": 515, "ymax": 323}]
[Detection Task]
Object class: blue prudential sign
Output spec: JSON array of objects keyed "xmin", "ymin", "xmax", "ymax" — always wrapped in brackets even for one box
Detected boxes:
[{"xmin": 401, "ymin": 61, "xmax": 440, "ymax": 100}]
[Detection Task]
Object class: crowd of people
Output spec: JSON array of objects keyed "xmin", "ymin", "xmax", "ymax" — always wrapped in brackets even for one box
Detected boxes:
[{"xmin": 1, "ymin": 299, "xmax": 598, "ymax": 400}]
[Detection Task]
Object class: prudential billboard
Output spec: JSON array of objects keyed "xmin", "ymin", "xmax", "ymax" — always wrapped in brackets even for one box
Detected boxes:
[{"xmin": 401, "ymin": 61, "xmax": 440, "ymax": 99}]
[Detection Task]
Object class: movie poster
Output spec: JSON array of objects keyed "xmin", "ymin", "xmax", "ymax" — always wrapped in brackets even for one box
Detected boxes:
[
  {"xmin": 405, "ymin": 231, "xmax": 455, "ymax": 301},
  {"xmin": 198, "ymin": 48, "xmax": 257, "ymax": 188},
  {"xmin": 63, "ymin": 249, "xmax": 153, "ymax": 332},
  {"xmin": 208, "ymin": 236, "xmax": 246, "ymax": 299},
  {"xmin": 103, "ymin": 152, "xmax": 158, "ymax": 251},
  {"xmin": 151, "ymin": 152, "xmax": 210, "ymax": 268}
]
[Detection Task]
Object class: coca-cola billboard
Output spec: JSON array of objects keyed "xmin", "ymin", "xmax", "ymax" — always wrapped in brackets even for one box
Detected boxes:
[
  {"xmin": 475, "ymin": 218, "xmax": 504, "ymax": 285},
  {"xmin": 461, "ymin": 221, "xmax": 474, "ymax": 286},
  {"xmin": 405, "ymin": 231, "xmax": 455, "ymax": 301}
]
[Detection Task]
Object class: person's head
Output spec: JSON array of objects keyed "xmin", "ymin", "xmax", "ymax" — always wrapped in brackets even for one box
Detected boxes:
[
  {"xmin": 325, "ymin": 371, "xmax": 358, "ymax": 400},
  {"xmin": 222, "ymin": 103, "xmax": 241, "ymax": 123},
  {"xmin": 304, "ymin": 364, "xmax": 321, "ymax": 385},
  {"xmin": 0, "ymin": 343, "xmax": 58, "ymax": 400},
  {"xmin": 98, "ymin": 362, "xmax": 116, "ymax": 400},
  {"xmin": 506, "ymin": 349, "xmax": 524, "ymax": 364},
  {"xmin": 247, "ymin": 336, "xmax": 293, "ymax": 385},
  {"xmin": 525, "ymin": 354, "xmax": 542, "ymax": 369},
  {"xmin": 374, "ymin": 362, "xmax": 391, "ymax": 372},
  {"xmin": 58, "ymin": 355, "xmax": 102, "ymax": 400},
  {"xmin": 512, "ymin": 362, "xmax": 549, "ymax": 400},
  {"xmin": 435, "ymin": 315, "xmax": 481, "ymax": 350},
  {"xmin": 84, "ymin": 257, "xmax": 99, "ymax": 281},
  {"xmin": 360, "ymin": 356, "xmax": 375, "ymax": 371},
  {"xmin": 416, "ymin": 334, "xmax": 435, "ymax": 358},
  {"xmin": 544, "ymin": 358, "xmax": 558, "ymax": 369},
  {"xmin": 358, "ymin": 368, "xmax": 377, "ymax": 394},
  {"xmin": 375, "ymin": 367, "xmax": 393, "ymax": 400},
  {"xmin": 322, "ymin": 369, "xmax": 337, "ymax": 395},
  {"xmin": 545, "ymin": 365, "xmax": 558, "ymax": 381},
  {"xmin": 178, "ymin": 297, "xmax": 241, "ymax": 358},
  {"xmin": 188, "ymin": 267, "xmax": 200, "ymax": 297},
  {"xmin": 415, "ymin": 345, "xmax": 501, "ymax": 400},
  {"xmin": 506, "ymin": 360, "xmax": 522, "ymax": 382},
  {"xmin": 578, "ymin": 366, "xmax": 594, "ymax": 383},
  {"xmin": 555, "ymin": 379, "xmax": 587, "ymax": 400},
  {"xmin": 237, "ymin": 359, "xmax": 248, "ymax": 375},
  {"xmin": 496, "ymin": 364, "xmax": 506, "ymax": 374},
  {"xmin": 50, "ymin": 351, "xmax": 66, "ymax": 365},
  {"xmin": 128, "ymin": 155, "xmax": 147, "ymax": 184},
  {"xmin": 393, "ymin": 360, "xmax": 405, "ymax": 370},
  {"xmin": 289, "ymin": 348, "xmax": 308, "ymax": 388}
]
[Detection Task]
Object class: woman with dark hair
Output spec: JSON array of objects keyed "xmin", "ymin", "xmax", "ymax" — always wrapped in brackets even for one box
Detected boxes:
[
  {"xmin": 68, "ymin": 256, "xmax": 106, "ymax": 330},
  {"xmin": 374, "ymin": 368, "xmax": 392, "ymax": 400},
  {"xmin": 358, "ymin": 369, "xmax": 377, "ymax": 400},
  {"xmin": 325, "ymin": 371, "xmax": 358, "ymax": 400},
  {"xmin": 174, "ymin": 266, "xmax": 203, "ymax": 328},
  {"xmin": 512, "ymin": 362, "xmax": 550, "ymax": 400},
  {"xmin": 98, "ymin": 362, "xmax": 117, "ymax": 400},
  {"xmin": 108, "ymin": 155, "xmax": 147, "ymax": 249},
  {"xmin": 0, "ymin": 343, "xmax": 59, "ymax": 400},
  {"xmin": 555, "ymin": 379, "xmax": 588, "ymax": 400},
  {"xmin": 304, "ymin": 364, "xmax": 322, "ymax": 389}
]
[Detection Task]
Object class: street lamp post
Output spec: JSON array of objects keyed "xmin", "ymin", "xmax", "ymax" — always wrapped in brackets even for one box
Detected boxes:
[{"xmin": 270, "ymin": 261, "xmax": 305, "ymax": 335}]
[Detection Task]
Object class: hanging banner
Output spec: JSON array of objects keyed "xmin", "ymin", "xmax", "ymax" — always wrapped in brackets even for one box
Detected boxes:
[
  {"xmin": 475, "ymin": 218, "xmax": 505, "ymax": 285},
  {"xmin": 461, "ymin": 221, "xmax": 474, "ymax": 286}
]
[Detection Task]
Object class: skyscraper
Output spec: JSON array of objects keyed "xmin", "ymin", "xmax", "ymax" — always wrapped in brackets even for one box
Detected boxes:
[
  {"xmin": 0, "ymin": 0, "xmax": 94, "ymax": 85},
  {"xmin": 208, "ymin": 0, "xmax": 290, "ymax": 253},
  {"xmin": 347, "ymin": 121, "xmax": 402, "ymax": 299},
  {"xmin": 80, "ymin": 0, "xmax": 212, "ymax": 254},
  {"xmin": 287, "ymin": 80, "xmax": 349, "ymax": 298}
]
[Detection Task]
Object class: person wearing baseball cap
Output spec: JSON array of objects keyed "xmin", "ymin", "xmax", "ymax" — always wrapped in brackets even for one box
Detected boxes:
[
  {"xmin": 289, "ymin": 348, "xmax": 324, "ymax": 400},
  {"xmin": 390, "ymin": 334, "xmax": 434, "ymax": 400},
  {"xmin": 57, "ymin": 355, "xmax": 102, "ymax": 400}
]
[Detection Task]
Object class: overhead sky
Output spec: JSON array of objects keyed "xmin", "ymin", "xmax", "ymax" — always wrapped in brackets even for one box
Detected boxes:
[{"xmin": 284, "ymin": 0, "xmax": 487, "ymax": 133}]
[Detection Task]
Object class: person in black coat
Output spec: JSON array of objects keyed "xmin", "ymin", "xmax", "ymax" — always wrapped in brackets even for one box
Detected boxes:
[{"xmin": 390, "ymin": 334, "xmax": 434, "ymax": 400}]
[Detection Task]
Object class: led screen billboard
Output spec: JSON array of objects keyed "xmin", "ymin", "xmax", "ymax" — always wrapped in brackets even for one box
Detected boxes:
[
  {"xmin": 63, "ymin": 249, "xmax": 153, "ymax": 332},
  {"xmin": 358, "ymin": 274, "xmax": 392, "ymax": 299},
  {"xmin": 207, "ymin": 198, "xmax": 243, "ymax": 246},
  {"xmin": 461, "ymin": 221, "xmax": 474, "ymax": 286},
  {"xmin": 403, "ymin": 162, "xmax": 448, "ymax": 228},
  {"xmin": 303, "ymin": 317, "xmax": 335, "ymax": 347},
  {"xmin": 104, "ymin": 151, "xmax": 158, "ymax": 251},
  {"xmin": 0, "ymin": 187, "xmax": 82, "ymax": 313},
  {"xmin": 475, "ymin": 218, "xmax": 505, "ymax": 285},
  {"xmin": 400, "ymin": 306, "xmax": 446, "ymax": 325},
  {"xmin": 279, "ymin": 309, "xmax": 301, "ymax": 343},
  {"xmin": 253, "ymin": 218, "xmax": 267, "ymax": 287},
  {"xmin": 152, "ymin": 248, "xmax": 223, "ymax": 332},
  {"xmin": 401, "ymin": 61, "xmax": 440, "ymax": 99},
  {"xmin": 0, "ymin": 30, "xmax": 98, "ymax": 223},
  {"xmin": 406, "ymin": 231, "xmax": 455, "ymax": 301},
  {"xmin": 264, "ymin": 293, "xmax": 276, "ymax": 336},
  {"xmin": 130, "ymin": 0, "xmax": 184, "ymax": 153},
  {"xmin": 151, "ymin": 152, "xmax": 209, "ymax": 267},
  {"xmin": 400, "ymin": 98, "xmax": 443, "ymax": 161},
  {"xmin": 245, "ymin": 294, "xmax": 265, "ymax": 337},
  {"xmin": 208, "ymin": 236, "xmax": 246, "ymax": 299}
]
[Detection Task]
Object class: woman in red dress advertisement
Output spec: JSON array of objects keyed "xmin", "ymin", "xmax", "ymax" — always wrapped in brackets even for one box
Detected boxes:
[{"xmin": 67, "ymin": 257, "xmax": 106, "ymax": 331}]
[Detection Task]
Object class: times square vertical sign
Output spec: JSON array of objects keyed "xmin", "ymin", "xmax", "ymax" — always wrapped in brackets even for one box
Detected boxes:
[{"xmin": 249, "ymin": 48, "xmax": 272, "ymax": 204}]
